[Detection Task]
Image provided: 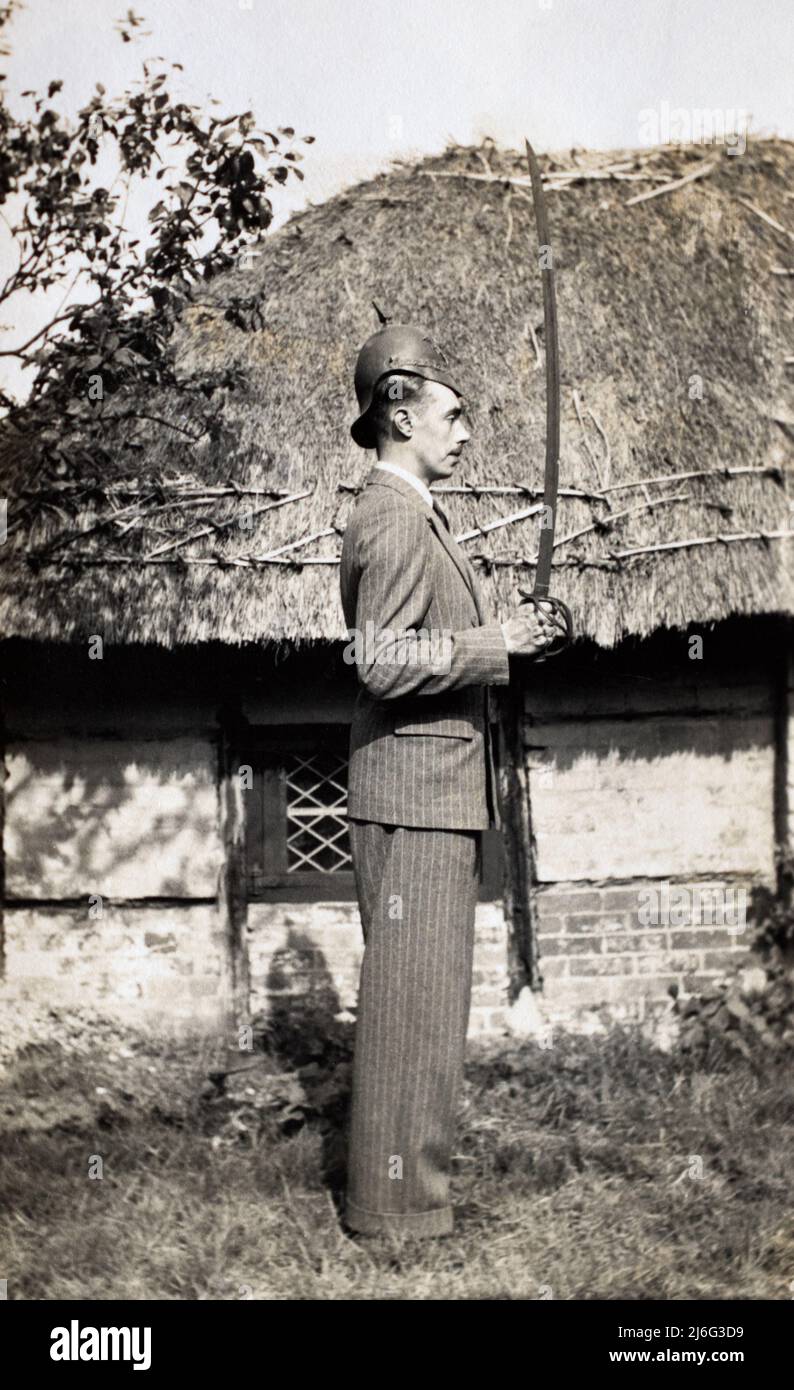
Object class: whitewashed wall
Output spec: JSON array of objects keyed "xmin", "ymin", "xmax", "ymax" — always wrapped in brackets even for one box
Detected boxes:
[
  {"xmin": 523, "ymin": 648, "xmax": 779, "ymax": 1033},
  {"xmin": 5, "ymin": 737, "xmax": 222, "ymax": 898}
]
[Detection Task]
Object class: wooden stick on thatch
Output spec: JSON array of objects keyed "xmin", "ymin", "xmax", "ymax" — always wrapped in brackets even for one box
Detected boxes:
[
  {"xmin": 611, "ymin": 528, "xmax": 794, "ymax": 560},
  {"xmin": 32, "ymin": 491, "xmax": 161, "ymax": 557},
  {"xmin": 113, "ymin": 493, "xmax": 238, "ymax": 536},
  {"xmin": 144, "ymin": 487, "xmax": 313, "ymax": 559},
  {"xmin": 573, "ymin": 389, "xmax": 610, "ymax": 501},
  {"xmin": 552, "ymin": 491, "xmax": 691, "ymax": 551},
  {"xmin": 419, "ymin": 152, "xmax": 677, "ymax": 196},
  {"xmin": 254, "ymin": 527, "xmax": 337, "ymax": 561},
  {"xmin": 23, "ymin": 526, "xmax": 794, "ymax": 572},
  {"xmin": 455, "ymin": 502, "xmax": 544, "ymax": 544},
  {"xmin": 15, "ymin": 480, "xmax": 298, "ymax": 500},
  {"xmin": 524, "ymin": 316, "xmax": 542, "ymax": 368},
  {"xmin": 337, "ymin": 480, "xmax": 604, "ymax": 501},
  {"xmin": 625, "ymin": 160, "xmax": 715, "ymax": 206},
  {"xmin": 600, "ymin": 464, "xmax": 780, "ymax": 494},
  {"xmin": 456, "ymin": 491, "xmax": 691, "ymax": 556},
  {"xmin": 24, "ymin": 552, "xmax": 343, "ymax": 568},
  {"xmin": 736, "ymin": 198, "xmax": 794, "ymax": 245},
  {"xmin": 544, "ymin": 170, "xmax": 676, "ymax": 192},
  {"xmin": 435, "ymin": 483, "xmax": 604, "ymax": 502},
  {"xmin": 418, "ymin": 169, "xmax": 535, "ymax": 190},
  {"xmin": 585, "ymin": 407, "xmax": 611, "ymax": 486}
]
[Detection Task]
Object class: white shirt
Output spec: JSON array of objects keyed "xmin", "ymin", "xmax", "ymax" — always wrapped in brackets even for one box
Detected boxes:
[{"xmin": 374, "ymin": 460, "xmax": 434, "ymax": 510}]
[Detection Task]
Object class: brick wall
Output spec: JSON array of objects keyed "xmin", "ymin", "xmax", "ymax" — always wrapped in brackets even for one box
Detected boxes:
[
  {"xmin": 522, "ymin": 631, "xmax": 779, "ymax": 1033},
  {"xmin": 3, "ymin": 903, "xmax": 226, "ymax": 1028},
  {"xmin": 247, "ymin": 900, "xmax": 511, "ymax": 1038},
  {"xmin": 534, "ymin": 879, "xmax": 754, "ymax": 1031}
]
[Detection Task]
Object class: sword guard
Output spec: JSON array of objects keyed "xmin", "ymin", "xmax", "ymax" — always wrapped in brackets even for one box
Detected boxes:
[{"xmin": 516, "ymin": 589, "xmax": 574, "ymax": 658}]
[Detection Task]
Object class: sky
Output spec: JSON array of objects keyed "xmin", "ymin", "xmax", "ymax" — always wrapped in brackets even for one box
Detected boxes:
[{"xmin": 1, "ymin": 0, "xmax": 792, "ymax": 399}]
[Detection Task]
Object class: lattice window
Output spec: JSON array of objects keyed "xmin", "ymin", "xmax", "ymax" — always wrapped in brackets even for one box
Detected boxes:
[
  {"xmin": 244, "ymin": 725, "xmax": 356, "ymax": 901},
  {"xmin": 285, "ymin": 753, "xmax": 352, "ymax": 873}
]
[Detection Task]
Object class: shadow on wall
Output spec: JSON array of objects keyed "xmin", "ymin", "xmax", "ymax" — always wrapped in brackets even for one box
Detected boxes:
[
  {"xmin": 4, "ymin": 738, "xmax": 221, "ymax": 900},
  {"xmin": 264, "ymin": 926, "xmax": 345, "ymax": 1058},
  {"xmin": 261, "ymin": 925, "xmax": 355, "ymax": 1199}
]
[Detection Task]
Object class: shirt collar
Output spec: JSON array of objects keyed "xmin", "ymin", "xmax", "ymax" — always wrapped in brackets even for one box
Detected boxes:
[{"xmin": 373, "ymin": 460, "xmax": 434, "ymax": 510}]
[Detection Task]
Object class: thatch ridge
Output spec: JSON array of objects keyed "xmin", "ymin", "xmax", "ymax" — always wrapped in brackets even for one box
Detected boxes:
[{"xmin": 1, "ymin": 138, "xmax": 792, "ymax": 649}]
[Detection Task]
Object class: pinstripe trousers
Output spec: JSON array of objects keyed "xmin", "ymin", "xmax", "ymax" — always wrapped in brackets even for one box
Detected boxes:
[{"xmin": 345, "ymin": 816, "xmax": 481, "ymax": 1237}]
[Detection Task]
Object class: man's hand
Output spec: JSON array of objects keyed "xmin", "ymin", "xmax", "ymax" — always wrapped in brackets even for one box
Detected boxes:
[{"xmin": 500, "ymin": 602, "xmax": 563, "ymax": 656}]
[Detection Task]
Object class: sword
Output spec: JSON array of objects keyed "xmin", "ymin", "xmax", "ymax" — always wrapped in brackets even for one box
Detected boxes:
[{"xmin": 517, "ymin": 138, "xmax": 573, "ymax": 658}]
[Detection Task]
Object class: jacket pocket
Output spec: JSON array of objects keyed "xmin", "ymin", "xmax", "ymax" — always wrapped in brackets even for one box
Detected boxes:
[{"xmin": 393, "ymin": 711, "xmax": 475, "ymax": 740}]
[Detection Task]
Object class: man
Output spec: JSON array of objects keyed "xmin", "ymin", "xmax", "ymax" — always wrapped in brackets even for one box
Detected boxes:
[{"xmin": 339, "ymin": 323, "xmax": 559, "ymax": 1238}]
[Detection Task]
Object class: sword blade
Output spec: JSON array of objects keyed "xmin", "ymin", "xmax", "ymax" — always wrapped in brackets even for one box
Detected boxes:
[{"xmin": 525, "ymin": 138, "xmax": 560, "ymax": 600}]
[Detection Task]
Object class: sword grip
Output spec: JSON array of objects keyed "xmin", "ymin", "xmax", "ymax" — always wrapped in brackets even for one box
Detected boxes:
[{"xmin": 516, "ymin": 590, "xmax": 574, "ymax": 657}]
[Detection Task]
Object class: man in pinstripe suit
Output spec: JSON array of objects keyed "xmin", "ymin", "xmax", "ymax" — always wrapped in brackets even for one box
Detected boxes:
[{"xmin": 339, "ymin": 324, "xmax": 558, "ymax": 1238}]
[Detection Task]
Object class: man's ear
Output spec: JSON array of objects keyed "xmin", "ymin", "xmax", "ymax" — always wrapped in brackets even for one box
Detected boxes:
[{"xmin": 392, "ymin": 406, "xmax": 413, "ymax": 438}]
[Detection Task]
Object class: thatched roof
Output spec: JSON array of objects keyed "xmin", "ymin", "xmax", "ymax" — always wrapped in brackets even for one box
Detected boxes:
[{"xmin": 1, "ymin": 138, "xmax": 792, "ymax": 651}]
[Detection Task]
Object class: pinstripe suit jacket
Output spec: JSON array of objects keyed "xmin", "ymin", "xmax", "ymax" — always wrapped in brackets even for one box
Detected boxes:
[{"xmin": 339, "ymin": 465, "xmax": 511, "ymax": 831}]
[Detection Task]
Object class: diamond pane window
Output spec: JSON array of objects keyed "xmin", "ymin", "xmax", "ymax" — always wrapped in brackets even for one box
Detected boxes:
[
  {"xmin": 285, "ymin": 753, "xmax": 352, "ymax": 873},
  {"xmin": 244, "ymin": 725, "xmax": 357, "ymax": 901}
]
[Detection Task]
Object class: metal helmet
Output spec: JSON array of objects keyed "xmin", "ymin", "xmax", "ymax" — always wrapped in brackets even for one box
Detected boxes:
[{"xmin": 350, "ymin": 323, "xmax": 464, "ymax": 449}]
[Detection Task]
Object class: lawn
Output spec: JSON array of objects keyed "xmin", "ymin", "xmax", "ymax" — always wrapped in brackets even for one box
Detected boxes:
[{"xmin": 1, "ymin": 999, "xmax": 792, "ymax": 1300}]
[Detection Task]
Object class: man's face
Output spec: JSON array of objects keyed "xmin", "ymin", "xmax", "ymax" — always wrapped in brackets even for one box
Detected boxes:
[{"xmin": 409, "ymin": 379, "xmax": 471, "ymax": 480}]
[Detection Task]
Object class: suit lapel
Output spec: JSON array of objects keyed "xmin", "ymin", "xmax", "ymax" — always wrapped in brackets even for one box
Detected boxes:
[
  {"xmin": 363, "ymin": 467, "xmax": 484, "ymax": 621},
  {"xmin": 427, "ymin": 509, "xmax": 486, "ymax": 623}
]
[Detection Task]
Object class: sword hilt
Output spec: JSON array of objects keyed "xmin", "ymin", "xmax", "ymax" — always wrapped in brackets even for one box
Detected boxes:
[{"xmin": 516, "ymin": 589, "xmax": 574, "ymax": 659}]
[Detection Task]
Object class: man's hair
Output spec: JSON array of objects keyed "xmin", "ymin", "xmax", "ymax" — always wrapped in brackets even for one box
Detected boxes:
[{"xmin": 368, "ymin": 371, "xmax": 429, "ymax": 442}]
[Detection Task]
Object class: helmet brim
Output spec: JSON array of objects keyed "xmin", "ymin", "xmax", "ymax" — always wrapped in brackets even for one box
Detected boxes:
[{"xmin": 350, "ymin": 409, "xmax": 377, "ymax": 449}]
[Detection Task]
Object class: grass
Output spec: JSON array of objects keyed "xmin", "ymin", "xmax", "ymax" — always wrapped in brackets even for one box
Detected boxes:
[{"xmin": 1, "ymin": 1011, "xmax": 792, "ymax": 1300}]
